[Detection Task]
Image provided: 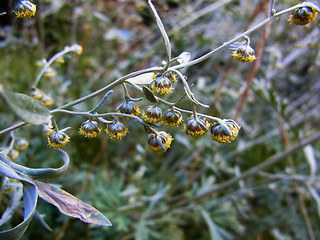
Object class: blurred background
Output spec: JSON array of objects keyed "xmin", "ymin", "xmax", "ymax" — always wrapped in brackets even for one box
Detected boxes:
[{"xmin": 0, "ymin": 0, "xmax": 320, "ymax": 239}]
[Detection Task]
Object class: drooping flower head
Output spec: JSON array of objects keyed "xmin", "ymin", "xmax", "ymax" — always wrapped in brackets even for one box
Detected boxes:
[
  {"xmin": 142, "ymin": 105, "xmax": 163, "ymax": 124},
  {"xmin": 289, "ymin": 2, "xmax": 319, "ymax": 25},
  {"xmin": 211, "ymin": 119, "xmax": 240, "ymax": 143},
  {"xmin": 147, "ymin": 131, "xmax": 173, "ymax": 152},
  {"xmin": 150, "ymin": 76, "xmax": 173, "ymax": 95},
  {"xmin": 79, "ymin": 120, "xmax": 101, "ymax": 138},
  {"xmin": 13, "ymin": 1, "xmax": 37, "ymax": 18},
  {"xmin": 48, "ymin": 131, "xmax": 70, "ymax": 149},
  {"xmin": 184, "ymin": 116, "xmax": 210, "ymax": 137},
  {"xmin": 163, "ymin": 109, "xmax": 183, "ymax": 127},
  {"xmin": 105, "ymin": 121, "xmax": 128, "ymax": 140},
  {"xmin": 116, "ymin": 100, "xmax": 140, "ymax": 119},
  {"xmin": 229, "ymin": 36, "xmax": 256, "ymax": 63}
]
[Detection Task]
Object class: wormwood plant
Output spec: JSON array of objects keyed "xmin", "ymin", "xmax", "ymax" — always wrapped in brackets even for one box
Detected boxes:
[{"xmin": 1, "ymin": 0, "xmax": 320, "ymax": 239}]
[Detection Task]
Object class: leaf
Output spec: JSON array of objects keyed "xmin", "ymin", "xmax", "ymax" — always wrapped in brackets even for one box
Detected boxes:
[
  {"xmin": 33, "ymin": 180, "xmax": 112, "ymax": 226},
  {"xmin": 126, "ymin": 73, "xmax": 154, "ymax": 85},
  {"xmin": 303, "ymin": 145, "xmax": 317, "ymax": 176},
  {"xmin": 142, "ymin": 86, "xmax": 158, "ymax": 103},
  {"xmin": 176, "ymin": 52, "xmax": 191, "ymax": 64},
  {"xmin": 0, "ymin": 153, "xmax": 38, "ymax": 240},
  {"xmin": 0, "ymin": 86, "xmax": 51, "ymax": 125},
  {"xmin": 198, "ymin": 206, "xmax": 223, "ymax": 240},
  {"xmin": 91, "ymin": 90, "xmax": 113, "ymax": 113},
  {"xmin": 148, "ymin": 0, "xmax": 171, "ymax": 62},
  {"xmin": 0, "ymin": 150, "xmax": 69, "ymax": 180}
]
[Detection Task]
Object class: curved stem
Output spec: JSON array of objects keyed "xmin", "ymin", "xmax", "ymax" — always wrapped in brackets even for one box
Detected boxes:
[
  {"xmin": 57, "ymin": 67, "xmax": 162, "ymax": 110},
  {"xmin": 171, "ymin": 3, "xmax": 313, "ymax": 70},
  {"xmin": 33, "ymin": 45, "xmax": 76, "ymax": 89}
]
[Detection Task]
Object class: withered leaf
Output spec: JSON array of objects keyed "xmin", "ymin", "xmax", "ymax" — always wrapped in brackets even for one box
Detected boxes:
[{"xmin": 33, "ymin": 180, "xmax": 111, "ymax": 226}]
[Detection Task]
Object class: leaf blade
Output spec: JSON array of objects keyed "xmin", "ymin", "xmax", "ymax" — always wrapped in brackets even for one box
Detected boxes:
[
  {"xmin": 0, "ymin": 86, "xmax": 51, "ymax": 125},
  {"xmin": 33, "ymin": 181, "xmax": 112, "ymax": 226}
]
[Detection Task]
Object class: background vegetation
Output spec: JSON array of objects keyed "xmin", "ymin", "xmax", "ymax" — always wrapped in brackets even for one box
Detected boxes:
[{"xmin": 1, "ymin": 0, "xmax": 320, "ymax": 239}]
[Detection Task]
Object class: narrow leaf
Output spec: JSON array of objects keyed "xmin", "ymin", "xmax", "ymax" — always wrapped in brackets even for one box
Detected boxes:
[
  {"xmin": 142, "ymin": 86, "xmax": 158, "ymax": 103},
  {"xmin": 91, "ymin": 90, "xmax": 113, "ymax": 113},
  {"xmin": 33, "ymin": 181, "xmax": 112, "ymax": 226},
  {"xmin": 148, "ymin": 0, "xmax": 171, "ymax": 62},
  {"xmin": 0, "ymin": 155, "xmax": 38, "ymax": 240},
  {"xmin": 199, "ymin": 207, "xmax": 223, "ymax": 240},
  {"xmin": 0, "ymin": 86, "xmax": 51, "ymax": 125},
  {"xmin": 303, "ymin": 145, "xmax": 317, "ymax": 176}
]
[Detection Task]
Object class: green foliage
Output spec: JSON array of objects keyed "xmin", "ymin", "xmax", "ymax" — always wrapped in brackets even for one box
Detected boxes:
[{"xmin": 1, "ymin": 0, "xmax": 320, "ymax": 239}]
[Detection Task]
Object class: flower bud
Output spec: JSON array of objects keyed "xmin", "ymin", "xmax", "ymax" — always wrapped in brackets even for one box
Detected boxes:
[
  {"xmin": 30, "ymin": 88, "xmax": 43, "ymax": 100},
  {"xmin": 106, "ymin": 121, "xmax": 128, "ymax": 140},
  {"xmin": 147, "ymin": 131, "xmax": 173, "ymax": 152},
  {"xmin": 8, "ymin": 149, "xmax": 19, "ymax": 161},
  {"xmin": 150, "ymin": 76, "xmax": 173, "ymax": 95},
  {"xmin": 15, "ymin": 138, "xmax": 29, "ymax": 150},
  {"xmin": 210, "ymin": 120, "xmax": 240, "ymax": 143},
  {"xmin": 142, "ymin": 106, "xmax": 162, "ymax": 123},
  {"xmin": 48, "ymin": 131, "xmax": 70, "ymax": 149},
  {"xmin": 79, "ymin": 120, "xmax": 101, "ymax": 138},
  {"xmin": 117, "ymin": 100, "xmax": 140, "ymax": 119},
  {"xmin": 184, "ymin": 116, "xmax": 210, "ymax": 137},
  {"xmin": 289, "ymin": 3, "xmax": 319, "ymax": 25},
  {"xmin": 163, "ymin": 109, "xmax": 182, "ymax": 127}
]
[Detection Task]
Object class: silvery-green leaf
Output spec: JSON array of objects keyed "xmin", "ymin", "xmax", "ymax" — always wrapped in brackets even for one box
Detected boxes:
[
  {"xmin": 0, "ymin": 150, "xmax": 69, "ymax": 180},
  {"xmin": 126, "ymin": 73, "xmax": 154, "ymax": 85},
  {"xmin": 142, "ymin": 86, "xmax": 158, "ymax": 103},
  {"xmin": 304, "ymin": 145, "xmax": 317, "ymax": 176},
  {"xmin": 0, "ymin": 86, "xmax": 51, "ymax": 125},
  {"xmin": 91, "ymin": 90, "xmax": 113, "ymax": 113},
  {"xmin": 177, "ymin": 52, "xmax": 191, "ymax": 64},
  {"xmin": 0, "ymin": 153, "xmax": 38, "ymax": 240}
]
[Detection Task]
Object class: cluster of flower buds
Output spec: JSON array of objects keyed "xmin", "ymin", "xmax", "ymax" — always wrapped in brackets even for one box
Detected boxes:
[
  {"xmin": 8, "ymin": 138, "xmax": 29, "ymax": 160},
  {"xmin": 30, "ymin": 88, "xmax": 54, "ymax": 107}
]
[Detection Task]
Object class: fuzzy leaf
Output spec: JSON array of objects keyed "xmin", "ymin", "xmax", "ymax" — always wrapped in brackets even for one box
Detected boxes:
[
  {"xmin": 0, "ymin": 150, "xmax": 69, "ymax": 180},
  {"xmin": 91, "ymin": 90, "xmax": 113, "ymax": 113},
  {"xmin": 0, "ymin": 153, "xmax": 38, "ymax": 240},
  {"xmin": 33, "ymin": 181, "xmax": 112, "ymax": 226},
  {"xmin": 142, "ymin": 86, "xmax": 158, "ymax": 103},
  {"xmin": 0, "ymin": 86, "xmax": 51, "ymax": 125}
]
